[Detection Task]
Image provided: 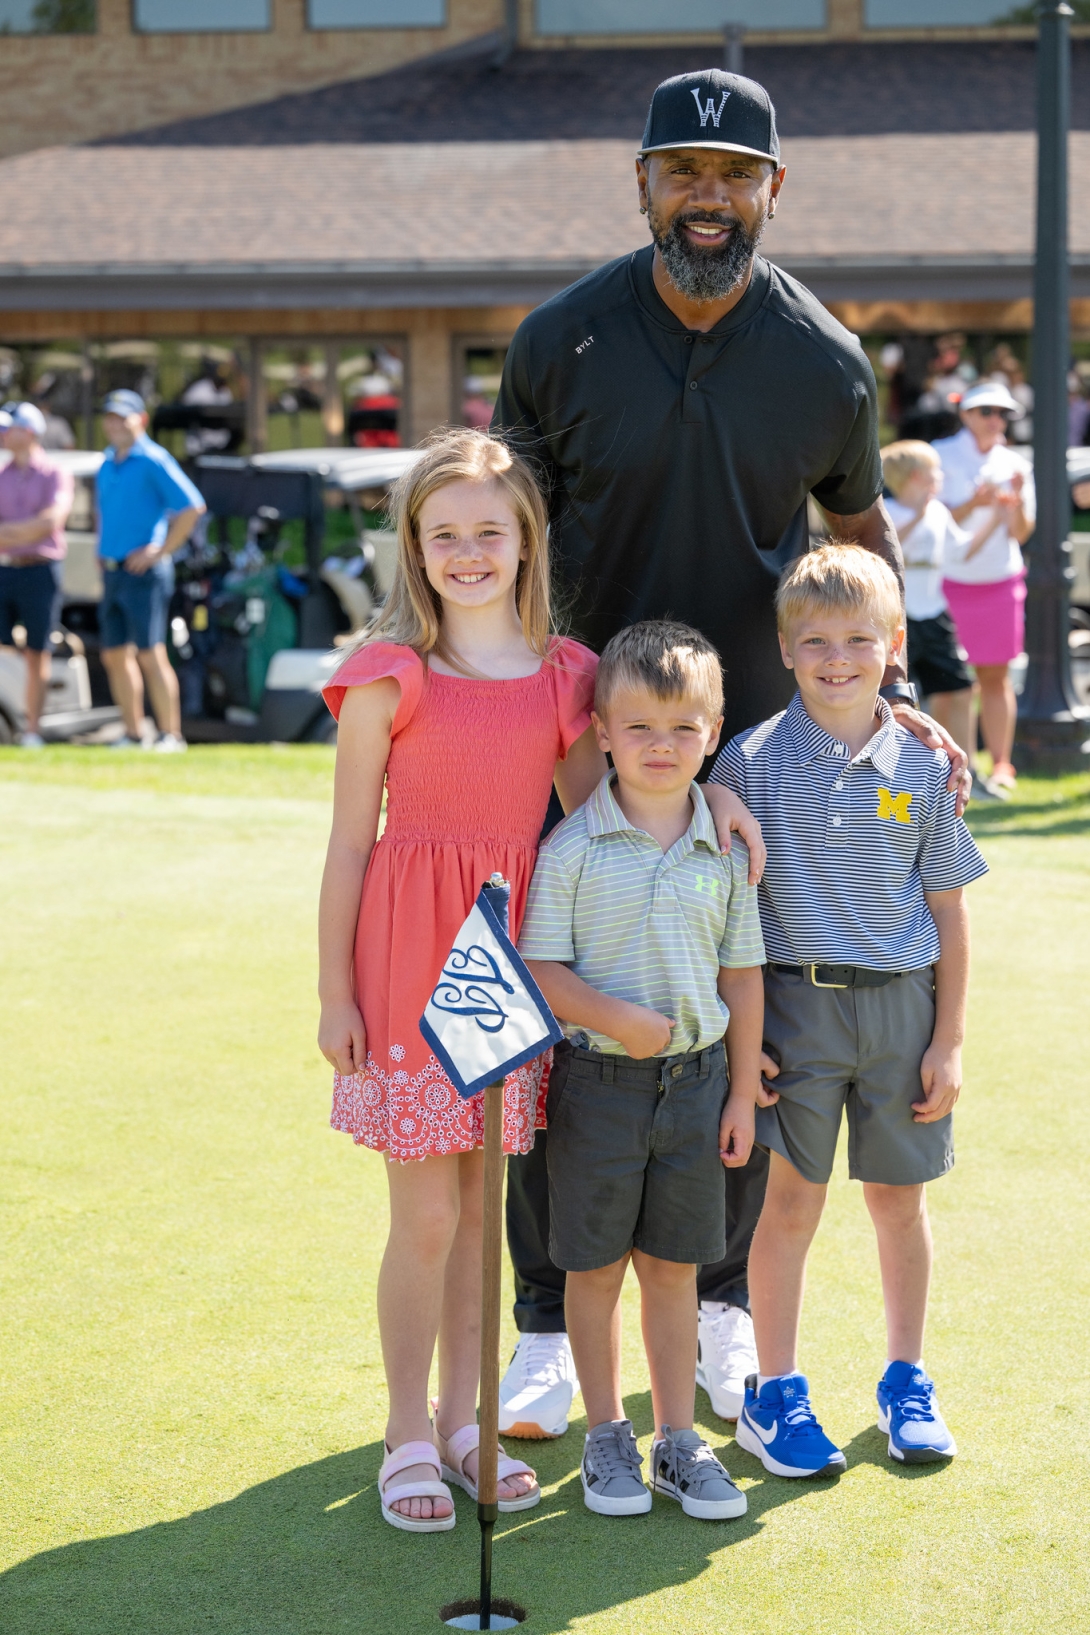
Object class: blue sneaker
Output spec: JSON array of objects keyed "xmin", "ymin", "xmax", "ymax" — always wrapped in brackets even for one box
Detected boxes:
[
  {"xmin": 734, "ymin": 1373, "xmax": 846, "ymax": 1478},
  {"xmin": 877, "ymin": 1362, "xmax": 957, "ymax": 1463}
]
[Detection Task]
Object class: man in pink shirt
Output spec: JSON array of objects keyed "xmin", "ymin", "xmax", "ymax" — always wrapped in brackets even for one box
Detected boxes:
[{"xmin": 0, "ymin": 403, "xmax": 74, "ymax": 746}]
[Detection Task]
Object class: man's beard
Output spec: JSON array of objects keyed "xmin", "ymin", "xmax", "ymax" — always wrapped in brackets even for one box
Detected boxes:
[{"xmin": 647, "ymin": 205, "xmax": 766, "ymax": 303}]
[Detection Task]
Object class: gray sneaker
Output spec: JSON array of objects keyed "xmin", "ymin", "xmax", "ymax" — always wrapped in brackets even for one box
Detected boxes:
[
  {"xmin": 651, "ymin": 1426, "xmax": 748, "ymax": 1520},
  {"xmin": 580, "ymin": 1419, "xmax": 652, "ymax": 1516}
]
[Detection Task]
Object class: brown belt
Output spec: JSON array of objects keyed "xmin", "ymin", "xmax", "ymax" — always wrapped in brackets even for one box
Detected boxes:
[{"xmin": 0, "ymin": 553, "xmax": 53, "ymax": 568}]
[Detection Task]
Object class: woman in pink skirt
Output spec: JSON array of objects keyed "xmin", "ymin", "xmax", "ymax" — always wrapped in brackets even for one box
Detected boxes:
[{"xmin": 934, "ymin": 380, "xmax": 1035, "ymax": 790}]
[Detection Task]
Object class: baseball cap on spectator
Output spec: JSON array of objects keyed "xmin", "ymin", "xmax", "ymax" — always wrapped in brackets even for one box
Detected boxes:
[
  {"xmin": 641, "ymin": 69, "xmax": 780, "ymax": 164},
  {"xmin": 102, "ymin": 389, "xmax": 147, "ymax": 418},
  {"xmin": 960, "ymin": 381, "xmax": 1020, "ymax": 415},
  {"xmin": 8, "ymin": 401, "xmax": 47, "ymax": 437},
  {"xmin": 0, "ymin": 407, "xmax": 11, "ymax": 430}
]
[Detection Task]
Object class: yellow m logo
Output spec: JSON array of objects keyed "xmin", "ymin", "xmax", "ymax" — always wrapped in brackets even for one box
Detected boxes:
[{"xmin": 877, "ymin": 787, "xmax": 913, "ymax": 824}]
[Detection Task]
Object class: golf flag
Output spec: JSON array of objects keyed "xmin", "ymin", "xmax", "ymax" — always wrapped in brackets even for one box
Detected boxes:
[{"xmin": 420, "ymin": 875, "xmax": 563, "ymax": 1100}]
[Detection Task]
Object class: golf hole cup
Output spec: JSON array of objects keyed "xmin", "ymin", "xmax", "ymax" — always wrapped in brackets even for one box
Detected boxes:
[{"xmin": 440, "ymin": 1598, "xmax": 527, "ymax": 1629}]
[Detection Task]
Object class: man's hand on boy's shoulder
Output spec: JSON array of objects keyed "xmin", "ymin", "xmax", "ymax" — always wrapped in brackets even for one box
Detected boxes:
[
  {"xmin": 913, "ymin": 1041, "xmax": 962, "ymax": 1124},
  {"xmin": 891, "ymin": 704, "xmax": 971, "ymax": 816},
  {"xmin": 703, "ymin": 782, "xmax": 766, "ymax": 883}
]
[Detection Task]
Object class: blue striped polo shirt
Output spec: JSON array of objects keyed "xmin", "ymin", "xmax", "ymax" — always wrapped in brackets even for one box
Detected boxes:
[{"xmin": 708, "ymin": 693, "xmax": 987, "ymax": 971}]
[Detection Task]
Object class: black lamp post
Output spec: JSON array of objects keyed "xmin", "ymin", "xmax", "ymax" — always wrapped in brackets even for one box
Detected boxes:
[{"xmin": 1015, "ymin": 0, "xmax": 1090, "ymax": 768}]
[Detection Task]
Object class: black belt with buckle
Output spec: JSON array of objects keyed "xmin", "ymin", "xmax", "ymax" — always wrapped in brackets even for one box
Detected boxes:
[{"xmin": 768, "ymin": 962, "xmax": 904, "ymax": 990}]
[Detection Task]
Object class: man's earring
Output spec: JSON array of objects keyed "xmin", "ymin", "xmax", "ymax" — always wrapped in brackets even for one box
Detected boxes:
[{"xmin": 639, "ymin": 205, "xmax": 647, "ymax": 215}]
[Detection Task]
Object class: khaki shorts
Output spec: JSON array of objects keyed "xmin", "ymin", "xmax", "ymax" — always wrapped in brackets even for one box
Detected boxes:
[{"xmin": 757, "ymin": 965, "xmax": 953, "ymax": 1187}]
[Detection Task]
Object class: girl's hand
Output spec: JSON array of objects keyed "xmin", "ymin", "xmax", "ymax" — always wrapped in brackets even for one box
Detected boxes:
[
  {"xmin": 702, "ymin": 783, "xmax": 766, "ymax": 884},
  {"xmin": 615, "ymin": 1003, "xmax": 674, "ymax": 1060},
  {"xmin": 319, "ymin": 1000, "xmax": 367, "ymax": 1076}
]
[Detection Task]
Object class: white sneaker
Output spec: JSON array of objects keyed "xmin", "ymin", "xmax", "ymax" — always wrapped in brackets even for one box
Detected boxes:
[
  {"xmin": 696, "ymin": 1303, "xmax": 758, "ymax": 1421},
  {"xmin": 109, "ymin": 734, "xmax": 147, "ymax": 749},
  {"xmin": 17, "ymin": 731, "xmax": 45, "ymax": 748},
  {"xmin": 498, "ymin": 1332, "xmax": 579, "ymax": 1439},
  {"xmin": 154, "ymin": 733, "xmax": 188, "ymax": 753}
]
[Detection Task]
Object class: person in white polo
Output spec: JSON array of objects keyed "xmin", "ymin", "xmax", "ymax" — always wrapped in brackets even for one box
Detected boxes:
[{"xmin": 933, "ymin": 381, "xmax": 1034, "ymax": 791}]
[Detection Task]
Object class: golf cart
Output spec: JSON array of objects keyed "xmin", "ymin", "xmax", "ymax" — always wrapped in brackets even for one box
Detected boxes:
[{"xmin": 170, "ymin": 447, "xmax": 419, "ymax": 743}]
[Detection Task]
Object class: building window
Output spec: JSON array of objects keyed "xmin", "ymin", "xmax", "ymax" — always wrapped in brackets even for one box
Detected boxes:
[
  {"xmin": 0, "ymin": 0, "xmax": 95, "ymax": 32},
  {"xmin": 307, "ymin": 0, "xmax": 445, "ymax": 26},
  {"xmin": 133, "ymin": 0, "xmax": 270, "ymax": 32},
  {"xmin": 865, "ymin": 1, "xmax": 1032, "ymax": 24},
  {"xmin": 535, "ymin": 0, "xmax": 825, "ymax": 34}
]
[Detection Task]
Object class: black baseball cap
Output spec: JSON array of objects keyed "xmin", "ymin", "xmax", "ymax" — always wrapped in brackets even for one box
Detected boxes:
[{"xmin": 641, "ymin": 69, "xmax": 780, "ymax": 165}]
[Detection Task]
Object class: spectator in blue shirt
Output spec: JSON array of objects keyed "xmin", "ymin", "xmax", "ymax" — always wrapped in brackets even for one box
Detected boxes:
[{"xmin": 96, "ymin": 390, "xmax": 205, "ymax": 752}]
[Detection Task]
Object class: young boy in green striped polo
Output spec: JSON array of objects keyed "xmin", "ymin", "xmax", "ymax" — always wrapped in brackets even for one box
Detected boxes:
[{"xmin": 518, "ymin": 621, "xmax": 766, "ymax": 1521}]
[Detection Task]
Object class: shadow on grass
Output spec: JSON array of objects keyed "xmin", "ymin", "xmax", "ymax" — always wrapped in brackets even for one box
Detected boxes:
[
  {"xmin": 0, "ymin": 1401, "xmax": 825, "ymax": 1635},
  {"xmin": 840, "ymin": 1423, "xmax": 955, "ymax": 1479}
]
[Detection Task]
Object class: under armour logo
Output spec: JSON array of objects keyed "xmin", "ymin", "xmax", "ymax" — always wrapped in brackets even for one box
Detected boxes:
[
  {"xmin": 693, "ymin": 876, "xmax": 719, "ymax": 896},
  {"xmin": 691, "ymin": 87, "xmax": 730, "ymax": 129},
  {"xmin": 876, "ymin": 787, "xmax": 913, "ymax": 824}
]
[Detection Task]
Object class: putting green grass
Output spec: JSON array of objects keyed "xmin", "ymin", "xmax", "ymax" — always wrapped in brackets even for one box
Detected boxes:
[{"xmin": 1, "ymin": 749, "xmax": 1088, "ymax": 1635}]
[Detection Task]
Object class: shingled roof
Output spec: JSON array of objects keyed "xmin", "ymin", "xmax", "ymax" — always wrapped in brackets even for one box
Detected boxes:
[
  {"xmin": 103, "ymin": 40, "xmax": 1090, "ymax": 148},
  {"xmin": 1, "ymin": 133, "xmax": 1088, "ymax": 313}
]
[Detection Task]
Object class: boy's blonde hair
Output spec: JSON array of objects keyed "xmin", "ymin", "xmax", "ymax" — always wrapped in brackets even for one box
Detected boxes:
[
  {"xmin": 342, "ymin": 427, "xmax": 553, "ymax": 672},
  {"xmin": 776, "ymin": 543, "xmax": 903, "ymax": 639},
  {"xmin": 880, "ymin": 439, "xmax": 939, "ymax": 498},
  {"xmin": 594, "ymin": 620, "xmax": 724, "ymax": 721}
]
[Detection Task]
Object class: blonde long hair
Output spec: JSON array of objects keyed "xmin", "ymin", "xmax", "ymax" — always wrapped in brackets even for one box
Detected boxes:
[{"xmin": 343, "ymin": 428, "xmax": 554, "ymax": 673}]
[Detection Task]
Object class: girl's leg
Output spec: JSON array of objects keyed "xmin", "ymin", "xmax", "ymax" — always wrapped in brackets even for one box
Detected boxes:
[
  {"xmin": 928, "ymin": 688, "xmax": 975, "ymax": 766},
  {"xmin": 863, "ymin": 1182, "xmax": 931, "ymax": 1364},
  {"xmin": 565, "ymin": 1257, "xmax": 630, "ymax": 1427},
  {"xmin": 434, "ymin": 1150, "xmax": 535, "ymax": 1501},
  {"xmin": 630, "ymin": 1251, "xmax": 698, "ymax": 1433},
  {"xmin": 378, "ymin": 1153, "xmax": 462, "ymax": 1520},
  {"xmin": 746, "ymin": 1151, "xmax": 827, "ymax": 1376},
  {"xmin": 975, "ymin": 663, "xmax": 1017, "ymax": 770}
]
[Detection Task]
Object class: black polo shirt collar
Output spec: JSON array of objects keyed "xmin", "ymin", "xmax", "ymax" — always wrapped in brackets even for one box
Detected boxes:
[{"xmin": 628, "ymin": 243, "xmax": 773, "ymax": 338}]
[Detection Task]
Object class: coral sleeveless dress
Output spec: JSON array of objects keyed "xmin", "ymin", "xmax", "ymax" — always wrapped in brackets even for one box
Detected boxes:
[{"xmin": 322, "ymin": 638, "xmax": 598, "ymax": 1162}]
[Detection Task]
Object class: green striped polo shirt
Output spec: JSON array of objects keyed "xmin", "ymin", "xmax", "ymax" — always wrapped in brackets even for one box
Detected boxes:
[{"xmin": 518, "ymin": 773, "xmax": 766, "ymax": 1056}]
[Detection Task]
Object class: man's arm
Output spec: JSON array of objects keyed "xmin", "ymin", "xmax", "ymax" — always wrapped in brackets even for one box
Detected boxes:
[
  {"xmin": 0, "ymin": 504, "xmax": 67, "ymax": 549},
  {"xmin": 914, "ymin": 887, "xmax": 970, "ymax": 1125},
  {"xmin": 124, "ymin": 505, "xmax": 205, "ymax": 574}
]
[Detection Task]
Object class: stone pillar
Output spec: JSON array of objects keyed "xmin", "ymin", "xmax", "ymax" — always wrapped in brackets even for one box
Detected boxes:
[{"xmin": 827, "ymin": 0, "xmax": 863, "ymax": 38}]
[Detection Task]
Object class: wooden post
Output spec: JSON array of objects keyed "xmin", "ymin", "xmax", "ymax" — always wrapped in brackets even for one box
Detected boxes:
[
  {"xmin": 477, "ymin": 1075, "xmax": 505, "ymax": 1631},
  {"xmin": 246, "ymin": 337, "xmax": 267, "ymax": 455}
]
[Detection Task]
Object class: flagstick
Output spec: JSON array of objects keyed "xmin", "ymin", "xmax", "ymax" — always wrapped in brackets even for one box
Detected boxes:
[{"xmin": 477, "ymin": 1076, "xmax": 505, "ymax": 1631}]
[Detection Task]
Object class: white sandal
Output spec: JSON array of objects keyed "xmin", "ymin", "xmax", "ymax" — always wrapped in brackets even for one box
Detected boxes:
[
  {"xmin": 437, "ymin": 1423, "xmax": 541, "ymax": 1512},
  {"xmin": 379, "ymin": 1440, "xmax": 456, "ymax": 1533}
]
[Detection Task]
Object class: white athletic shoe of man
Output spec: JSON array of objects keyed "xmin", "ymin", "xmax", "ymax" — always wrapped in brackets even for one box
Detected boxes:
[
  {"xmin": 696, "ymin": 1303, "xmax": 759, "ymax": 1421},
  {"xmin": 498, "ymin": 1333, "xmax": 580, "ymax": 1439}
]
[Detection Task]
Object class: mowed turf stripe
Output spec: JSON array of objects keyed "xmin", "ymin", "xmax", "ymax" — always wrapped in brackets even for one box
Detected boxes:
[{"xmin": 0, "ymin": 756, "xmax": 1087, "ymax": 1635}]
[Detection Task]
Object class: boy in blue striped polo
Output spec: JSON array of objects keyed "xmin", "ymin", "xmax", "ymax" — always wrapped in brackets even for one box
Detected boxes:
[
  {"xmin": 709, "ymin": 543, "xmax": 987, "ymax": 1476},
  {"xmin": 519, "ymin": 622, "xmax": 767, "ymax": 1522}
]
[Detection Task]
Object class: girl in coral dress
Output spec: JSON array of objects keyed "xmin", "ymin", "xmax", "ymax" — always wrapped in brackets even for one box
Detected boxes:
[{"xmin": 317, "ymin": 429, "xmax": 759, "ymax": 1535}]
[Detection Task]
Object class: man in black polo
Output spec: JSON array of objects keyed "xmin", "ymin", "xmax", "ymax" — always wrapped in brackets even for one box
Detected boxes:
[{"xmin": 491, "ymin": 69, "xmax": 967, "ymax": 1440}]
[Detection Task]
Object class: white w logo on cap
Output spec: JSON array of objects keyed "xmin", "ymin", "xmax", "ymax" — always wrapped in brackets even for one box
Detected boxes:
[{"xmin": 691, "ymin": 88, "xmax": 730, "ymax": 129}]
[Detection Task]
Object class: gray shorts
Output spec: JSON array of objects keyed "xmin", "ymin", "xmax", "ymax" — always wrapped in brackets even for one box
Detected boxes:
[
  {"xmin": 545, "ymin": 1039, "xmax": 728, "ymax": 1271},
  {"xmin": 757, "ymin": 965, "xmax": 953, "ymax": 1187}
]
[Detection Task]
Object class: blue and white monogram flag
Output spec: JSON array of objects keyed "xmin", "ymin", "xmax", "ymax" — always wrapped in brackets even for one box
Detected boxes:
[{"xmin": 419, "ymin": 875, "xmax": 563, "ymax": 1101}]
